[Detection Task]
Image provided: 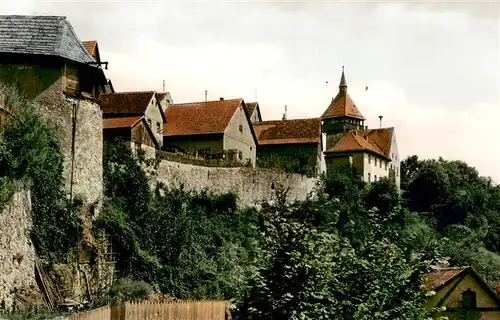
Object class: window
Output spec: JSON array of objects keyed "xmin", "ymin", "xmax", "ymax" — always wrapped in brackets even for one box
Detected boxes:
[
  {"xmin": 368, "ymin": 155, "xmax": 371, "ymax": 164},
  {"xmin": 147, "ymin": 119, "xmax": 152, "ymax": 127},
  {"xmin": 156, "ymin": 121, "xmax": 160, "ymax": 133},
  {"xmin": 385, "ymin": 162, "xmax": 388, "ymax": 170},
  {"xmin": 367, "ymin": 173, "xmax": 371, "ymax": 182},
  {"xmin": 374, "ymin": 158, "xmax": 378, "ymax": 166},
  {"xmin": 374, "ymin": 175, "xmax": 377, "ymax": 182},
  {"xmin": 250, "ymin": 146, "xmax": 252, "ymax": 151},
  {"xmin": 461, "ymin": 290, "xmax": 477, "ymax": 309},
  {"xmin": 379, "ymin": 160, "xmax": 382, "ymax": 168},
  {"xmin": 238, "ymin": 151, "xmax": 243, "ymax": 160},
  {"xmin": 239, "ymin": 124, "xmax": 243, "ymax": 132}
]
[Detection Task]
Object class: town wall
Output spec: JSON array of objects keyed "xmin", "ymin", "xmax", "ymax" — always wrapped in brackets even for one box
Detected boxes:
[
  {"xmin": 0, "ymin": 190, "xmax": 41, "ymax": 311},
  {"xmin": 151, "ymin": 159, "xmax": 318, "ymax": 207},
  {"xmin": 34, "ymin": 78, "xmax": 103, "ymax": 210}
]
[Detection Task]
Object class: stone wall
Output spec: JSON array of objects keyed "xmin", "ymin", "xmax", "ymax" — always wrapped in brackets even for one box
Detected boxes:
[
  {"xmin": 34, "ymin": 78, "xmax": 103, "ymax": 210},
  {"xmin": 0, "ymin": 190, "xmax": 40, "ymax": 311},
  {"xmin": 152, "ymin": 159, "xmax": 318, "ymax": 207}
]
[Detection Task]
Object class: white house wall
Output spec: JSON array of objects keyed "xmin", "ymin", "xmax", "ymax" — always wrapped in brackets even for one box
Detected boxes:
[{"xmin": 223, "ymin": 105, "xmax": 257, "ymax": 166}]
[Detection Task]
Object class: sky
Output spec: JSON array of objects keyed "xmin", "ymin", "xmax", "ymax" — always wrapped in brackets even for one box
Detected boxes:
[{"xmin": 2, "ymin": 0, "xmax": 500, "ymax": 182}]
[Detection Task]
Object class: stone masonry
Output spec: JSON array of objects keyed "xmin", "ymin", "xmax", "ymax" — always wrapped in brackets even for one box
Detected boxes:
[
  {"xmin": 152, "ymin": 159, "xmax": 318, "ymax": 207},
  {"xmin": 0, "ymin": 190, "xmax": 40, "ymax": 311}
]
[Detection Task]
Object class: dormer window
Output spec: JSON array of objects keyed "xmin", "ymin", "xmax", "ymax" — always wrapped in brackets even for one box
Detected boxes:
[{"xmin": 461, "ymin": 289, "xmax": 477, "ymax": 309}]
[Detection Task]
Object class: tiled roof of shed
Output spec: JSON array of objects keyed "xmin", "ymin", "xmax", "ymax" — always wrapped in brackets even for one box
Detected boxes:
[
  {"xmin": 164, "ymin": 99, "xmax": 243, "ymax": 136},
  {"xmin": 254, "ymin": 118, "xmax": 321, "ymax": 145},
  {"xmin": 103, "ymin": 116, "xmax": 142, "ymax": 129},
  {"xmin": 0, "ymin": 15, "xmax": 95, "ymax": 64},
  {"xmin": 423, "ymin": 267, "xmax": 468, "ymax": 291},
  {"xmin": 100, "ymin": 91, "xmax": 155, "ymax": 116}
]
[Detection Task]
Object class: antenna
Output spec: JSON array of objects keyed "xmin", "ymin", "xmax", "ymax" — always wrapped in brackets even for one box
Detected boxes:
[
  {"xmin": 162, "ymin": 80, "xmax": 165, "ymax": 93},
  {"xmin": 378, "ymin": 115, "xmax": 383, "ymax": 128},
  {"xmin": 255, "ymin": 88, "xmax": 258, "ymax": 101},
  {"xmin": 205, "ymin": 90, "xmax": 208, "ymax": 102}
]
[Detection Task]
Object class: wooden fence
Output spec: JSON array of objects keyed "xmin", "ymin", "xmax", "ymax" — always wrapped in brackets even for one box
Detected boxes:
[{"xmin": 71, "ymin": 300, "xmax": 230, "ymax": 320}]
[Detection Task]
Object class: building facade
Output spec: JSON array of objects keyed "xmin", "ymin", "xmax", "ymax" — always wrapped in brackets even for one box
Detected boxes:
[{"xmin": 321, "ymin": 67, "xmax": 401, "ymax": 189}]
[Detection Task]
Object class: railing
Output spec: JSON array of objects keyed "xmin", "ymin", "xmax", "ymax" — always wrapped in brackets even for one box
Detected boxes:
[{"xmin": 71, "ymin": 300, "xmax": 230, "ymax": 320}]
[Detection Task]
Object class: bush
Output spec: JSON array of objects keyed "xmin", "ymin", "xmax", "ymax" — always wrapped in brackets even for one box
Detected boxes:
[{"xmin": 104, "ymin": 278, "xmax": 153, "ymax": 304}]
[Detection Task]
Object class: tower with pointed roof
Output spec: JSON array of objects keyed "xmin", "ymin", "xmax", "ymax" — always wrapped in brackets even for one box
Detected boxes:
[
  {"xmin": 321, "ymin": 66, "xmax": 366, "ymax": 150},
  {"xmin": 321, "ymin": 67, "xmax": 401, "ymax": 190}
]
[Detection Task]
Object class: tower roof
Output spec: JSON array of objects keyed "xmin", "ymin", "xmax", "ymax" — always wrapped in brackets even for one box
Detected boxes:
[{"xmin": 321, "ymin": 67, "xmax": 365, "ymax": 120}]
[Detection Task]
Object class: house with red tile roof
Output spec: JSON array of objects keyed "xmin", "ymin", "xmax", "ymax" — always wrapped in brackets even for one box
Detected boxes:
[
  {"xmin": 424, "ymin": 266, "xmax": 500, "ymax": 319},
  {"xmin": 253, "ymin": 118, "xmax": 323, "ymax": 176},
  {"xmin": 321, "ymin": 67, "xmax": 401, "ymax": 189},
  {"xmin": 100, "ymin": 91, "xmax": 166, "ymax": 148},
  {"xmin": 245, "ymin": 102, "xmax": 262, "ymax": 123},
  {"xmin": 163, "ymin": 98, "xmax": 258, "ymax": 166}
]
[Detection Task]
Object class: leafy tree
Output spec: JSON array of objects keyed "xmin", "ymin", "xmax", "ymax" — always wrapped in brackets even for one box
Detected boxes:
[{"xmin": 0, "ymin": 83, "xmax": 78, "ymax": 262}]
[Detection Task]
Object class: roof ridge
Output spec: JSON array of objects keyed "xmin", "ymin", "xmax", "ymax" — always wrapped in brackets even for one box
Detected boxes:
[
  {"xmin": 102, "ymin": 91, "xmax": 155, "ymax": 95},
  {"xmin": 172, "ymin": 98, "xmax": 243, "ymax": 106}
]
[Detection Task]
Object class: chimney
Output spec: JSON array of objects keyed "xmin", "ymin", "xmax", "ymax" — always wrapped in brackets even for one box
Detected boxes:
[
  {"xmin": 205, "ymin": 90, "xmax": 208, "ymax": 102},
  {"xmin": 378, "ymin": 115, "xmax": 383, "ymax": 128},
  {"xmin": 365, "ymin": 125, "xmax": 368, "ymax": 130},
  {"xmin": 219, "ymin": 97, "xmax": 224, "ymax": 101}
]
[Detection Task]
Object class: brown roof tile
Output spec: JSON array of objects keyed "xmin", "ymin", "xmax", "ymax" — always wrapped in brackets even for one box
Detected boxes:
[
  {"xmin": 356, "ymin": 127, "xmax": 394, "ymax": 157},
  {"xmin": 245, "ymin": 102, "xmax": 258, "ymax": 116},
  {"xmin": 164, "ymin": 99, "xmax": 243, "ymax": 136},
  {"xmin": 424, "ymin": 267, "xmax": 468, "ymax": 291},
  {"xmin": 83, "ymin": 40, "xmax": 97, "ymax": 57},
  {"xmin": 254, "ymin": 118, "xmax": 320, "ymax": 145},
  {"xmin": 321, "ymin": 91, "xmax": 365, "ymax": 120},
  {"xmin": 103, "ymin": 116, "xmax": 142, "ymax": 129},
  {"xmin": 99, "ymin": 91, "xmax": 155, "ymax": 116},
  {"xmin": 328, "ymin": 131, "xmax": 389, "ymax": 159}
]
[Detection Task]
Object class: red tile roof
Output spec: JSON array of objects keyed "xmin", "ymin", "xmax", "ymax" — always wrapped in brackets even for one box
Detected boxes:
[
  {"xmin": 321, "ymin": 91, "xmax": 365, "ymax": 120},
  {"xmin": 424, "ymin": 267, "xmax": 468, "ymax": 291},
  {"xmin": 253, "ymin": 118, "xmax": 321, "ymax": 145},
  {"xmin": 103, "ymin": 116, "xmax": 142, "ymax": 129},
  {"xmin": 99, "ymin": 91, "xmax": 155, "ymax": 116},
  {"xmin": 83, "ymin": 40, "xmax": 97, "ymax": 57},
  {"xmin": 245, "ymin": 102, "xmax": 258, "ymax": 116},
  {"xmin": 356, "ymin": 127, "xmax": 394, "ymax": 157},
  {"xmin": 164, "ymin": 99, "xmax": 243, "ymax": 136},
  {"xmin": 327, "ymin": 131, "xmax": 389, "ymax": 159}
]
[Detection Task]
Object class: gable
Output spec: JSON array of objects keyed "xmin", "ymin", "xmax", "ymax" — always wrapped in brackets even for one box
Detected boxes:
[
  {"xmin": 145, "ymin": 94, "xmax": 166, "ymax": 124},
  {"xmin": 425, "ymin": 267, "xmax": 500, "ymax": 311},
  {"xmin": 224, "ymin": 101, "xmax": 258, "ymax": 147}
]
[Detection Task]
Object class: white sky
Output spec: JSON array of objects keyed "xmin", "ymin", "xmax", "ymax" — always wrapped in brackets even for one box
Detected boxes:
[{"xmin": 3, "ymin": 0, "xmax": 500, "ymax": 182}]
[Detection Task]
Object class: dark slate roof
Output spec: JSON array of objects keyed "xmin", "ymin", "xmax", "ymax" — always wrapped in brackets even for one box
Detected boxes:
[{"xmin": 0, "ymin": 15, "xmax": 95, "ymax": 64}]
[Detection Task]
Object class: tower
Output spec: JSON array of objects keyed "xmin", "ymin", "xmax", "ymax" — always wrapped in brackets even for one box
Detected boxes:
[{"xmin": 321, "ymin": 66, "xmax": 366, "ymax": 150}]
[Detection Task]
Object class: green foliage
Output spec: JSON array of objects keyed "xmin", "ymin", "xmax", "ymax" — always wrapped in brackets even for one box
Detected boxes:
[
  {"xmin": 97, "ymin": 140, "xmax": 258, "ymax": 300},
  {"xmin": 101, "ymin": 278, "xmax": 153, "ymax": 305},
  {"xmin": 0, "ymin": 307, "xmax": 65, "ymax": 320},
  {"xmin": 257, "ymin": 152, "xmax": 315, "ymax": 176},
  {"xmin": 0, "ymin": 84, "xmax": 78, "ymax": 262}
]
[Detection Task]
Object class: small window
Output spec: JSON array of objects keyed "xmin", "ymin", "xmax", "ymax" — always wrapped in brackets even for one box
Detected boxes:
[
  {"xmin": 385, "ymin": 162, "xmax": 388, "ymax": 170},
  {"xmin": 368, "ymin": 155, "xmax": 371, "ymax": 164},
  {"xmin": 374, "ymin": 158, "xmax": 378, "ymax": 166},
  {"xmin": 367, "ymin": 173, "xmax": 371, "ymax": 182},
  {"xmin": 374, "ymin": 175, "xmax": 377, "ymax": 182},
  {"xmin": 379, "ymin": 160, "xmax": 382, "ymax": 168},
  {"xmin": 250, "ymin": 146, "xmax": 252, "ymax": 151},
  {"xmin": 461, "ymin": 290, "xmax": 477, "ymax": 309},
  {"xmin": 147, "ymin": 119, "xmax": 152, "ymax": 127},
  {"xmin": 239, "ymin": 124, "xmax": 243, "ymax": 132},
  {"xmin": 238, "ymin": 151, "xmax": 243, "ymax": 160}
]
